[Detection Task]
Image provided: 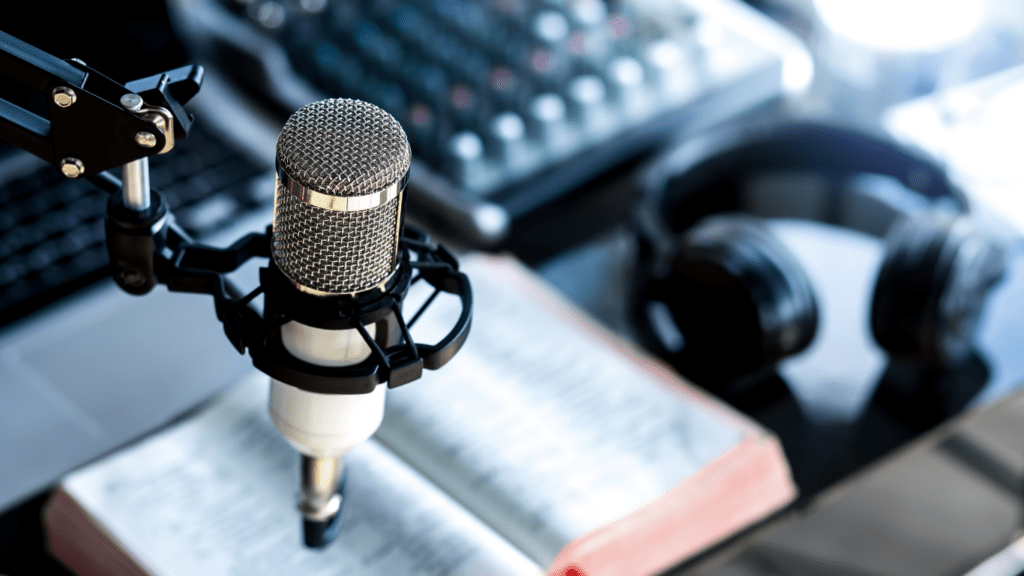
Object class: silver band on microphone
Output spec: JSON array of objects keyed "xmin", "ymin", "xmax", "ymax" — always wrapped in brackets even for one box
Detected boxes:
[
  {"xmin": 284, "ymin": 265, "xmax": 397, "ymax": 298},
  {"xmin": 276, "ymin": 163, "xmax": 400, "ymax": 213}
]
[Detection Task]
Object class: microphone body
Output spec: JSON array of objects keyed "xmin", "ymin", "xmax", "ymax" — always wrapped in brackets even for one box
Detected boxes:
[
  {"xmin": 269, "ymin": 323, "xmax": 384, "ymax": 457},
  {"xmin": 265, "ymin": 99, "xmax": 411, "ymax": 543}
]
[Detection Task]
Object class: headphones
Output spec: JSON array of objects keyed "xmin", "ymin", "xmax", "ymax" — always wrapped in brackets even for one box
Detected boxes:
[{"xmin": 632, "ymin": 122, "xmax": 1007, "ymax": 398}]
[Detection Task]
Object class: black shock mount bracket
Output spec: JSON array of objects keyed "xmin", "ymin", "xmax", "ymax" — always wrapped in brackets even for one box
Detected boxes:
[
  {"xmin": 98, "ymin": 176, "xmax": 472, "ymax": 394},
  {"xmin": 251, "ymin": 228, "xmax": 473, "ymax": 394}
]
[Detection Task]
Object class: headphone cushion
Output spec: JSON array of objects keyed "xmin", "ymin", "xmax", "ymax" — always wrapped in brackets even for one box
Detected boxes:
[
  {"xmin": 658, "ymin": 214, "xmax": 818, "ymax": 383},
  {"xmin": 872, "ymin": 213, "xmax": 1006, "ymax": 365}
]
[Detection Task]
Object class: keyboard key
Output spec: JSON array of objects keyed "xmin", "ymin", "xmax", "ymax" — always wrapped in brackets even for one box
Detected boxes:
[
  {"xmin": 3, "ymin": 226, "xmax": 46, "ymax": 256},
  {"xmin": 448, "ymin": 83, "xmax": 484, "ymax": 130},
  {"xmin": 426, "ymin": 30, "xmax": 470, "ymax": 70},
  {"xmin": 361, "ymin": 76, "xmax": 407, "ymax": 121},
  {"xmin": 172, "ymin": 154, "xmax": 204, "ymax": 180},
  {"xmin": 450, "ymin": 51, "xmax": 492, "ymax": 93},
  {"xmin": 354, "ymin": 22, "xmax": 404, "ymax": 68},
  {"xmin": 490, "ymin": 0, "xmax": 529, "ymax": 25},
  {"xmin": 192, "ymin": 142, "xmax": 236, "ymax": 171},
  {"xmin": 0, "ymin": 257, "xmax": 27, "ymax": 286},
  {"xmin": 606, "ymin": 9, "xmax": 641, "ymax": 56},
  {"xmin": 71, "ymin": 246, "xmax": 108, "ymax": 274},
  {"xmin": 406, "ymin": 102, "xmax": 439, "ymax": 148},
  {"xmin": 177, "ymin": 196, "xmax": 239, "ymax": 236},
  {"xmin": 532, "ymin": 10, "xmax": 569, "ymax": 48},
  {"xmin": 434, "ymin": 0, "xmax": 492, "ymax": 41},
  {"xmin": 35, "ymin": 210, "xmax": 83, "ymax": 239},
  {"xmin": 149, "ymin": 163, "xmax": 176, "ymax": 189},
  {"xmin": 0, "ymin": 205, "xmax": 20, "ymax": 231},
  {"xmin": 84, "ymin": 219, "xmax": 106, "ymax": 245},
  {"xmin": 446, "ymin": 131, "xmax": 485, "ymax": 188},
  {"xmin": 568, "ymin": 0, "xmax": 606, "ymax": 27},
  {"xmin": 19, "ymin": 194, "xmax": 49, "ymax": 221},
  {"xmin": 211, "ymin": 157, "xmax": 260, "ymax": 190},
  {"xmin": 59, "ymin": 226, "xmax": 94, "ymax": 257},
  {"xmin": 40, "ymin": 261, "xmax": 74, "ymax": 288},
  {"xmin": 567, "ymin": 75, "xmax": 606, "ymax": 124},
  {"xmin": 0, "ymin": 175, "xmax": 45, "ymax": 204},
  {"xmin": 250, "ymin": 0, "xmax": 287, "ymax": 31},
  {"xmin": 607, "ymin": 56, "xmax": 646, "ymax": 110},
  {"xmin": 391, "ymin": 3, "xmax": 425, "ymax": 38},
  {"xmin": 0, "ymin": 179, "xmax": 25, "ymax": 206},
  {"xmin": 643, "ymin": 38, "xmax": 697, "ymax": 98},
  {"xmin": 55, "ymin": 181, "xmax": 89, "ymax": 205},
  {"xmin": 244, "ymin": 175, "xmax": 277, "ymax": 206},
  {"xmin": 566, "ymin": 0, "xmax": 610, "ymax": 62},
  {"xmin": 327, "ymin": 0, "xmax": 363, "ymax": 35},
  {"xmin": 331, "ymin": 50, "xmax": 367, "ymax": 95},
  {"xmin": 487, "ymin": 65, "xmax": 526, "ymax": 110},
  {"xmin": 527, "ymin": 92, "xmax": 568, "ymax": 147},
  {"xmin": 68, "ymin": 194, "xmax": 106, "ymax": 220},
  {"xmin": 164, "ymin": 175, "xmax": 212, "ymax": 207},
  {"xmin": 404, "ymin": 62, "xmax": 449, "ymax": 107},
  {"xmin": 27, "ymin": 242, "xmax": 61, "ymax": 272},
  {"xmin": 0, "ymin": 238, "xmax": 18, "ymax": 262},
  {"xmin": 298, "ymin": 0, "xmax": 328, "ymax": 16},
  {"xmin": 487, "ymin": 112, "xmax": 527, "ymax": 166}
]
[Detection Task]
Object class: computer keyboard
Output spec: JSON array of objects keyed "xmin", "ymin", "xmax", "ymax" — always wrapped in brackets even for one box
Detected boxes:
[
  {"xmin": 0, "ymin": 125, "xmax": 270, "ymax": 326},
  {"xmin": 177, "ymin": 0, "xmax": 796, "ymax": 236}
]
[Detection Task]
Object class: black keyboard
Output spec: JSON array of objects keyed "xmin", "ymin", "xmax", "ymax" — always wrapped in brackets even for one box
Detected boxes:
[
  {"xmin": 0, "ymin": 125, "xmax": 270, "ymax": 326},
  {"xmin": 182, "ymin": 0, "xmax": 790, "ymax": 229}
]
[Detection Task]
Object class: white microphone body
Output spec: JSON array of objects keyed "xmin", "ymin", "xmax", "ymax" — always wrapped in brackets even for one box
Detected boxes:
[{"xmin": 269, "ymin": 322, "xmax": 385, "ymax": 458}]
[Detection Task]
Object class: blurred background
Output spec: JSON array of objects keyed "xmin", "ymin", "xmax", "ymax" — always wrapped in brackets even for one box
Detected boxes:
[{"xmin": 2, "ymin": 0, "xmax": 1024, "ymax": 574}]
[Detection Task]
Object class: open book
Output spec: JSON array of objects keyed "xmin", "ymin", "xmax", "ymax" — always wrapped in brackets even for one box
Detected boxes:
[{"xmin": 44, "ymin": 254, "xmax": 796, "ymax": 576}]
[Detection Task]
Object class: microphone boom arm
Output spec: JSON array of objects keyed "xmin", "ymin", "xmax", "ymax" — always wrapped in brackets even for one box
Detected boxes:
[{"xmin": 0, "ymin": 29, "xmax": 202, "ymax": 176}]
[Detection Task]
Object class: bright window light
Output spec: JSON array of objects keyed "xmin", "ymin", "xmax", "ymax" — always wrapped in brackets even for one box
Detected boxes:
[{"xmin": 814, "ymin": 0, "xmax": 989, "ymax": 52}]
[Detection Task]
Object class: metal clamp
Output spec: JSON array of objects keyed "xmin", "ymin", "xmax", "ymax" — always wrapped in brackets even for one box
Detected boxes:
[{"xmin": 121, "ymin": 93, "xmax": 175, "ymax": 154}]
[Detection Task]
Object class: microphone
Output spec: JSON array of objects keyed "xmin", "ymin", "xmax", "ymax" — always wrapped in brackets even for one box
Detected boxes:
[
  {"xmin": 266, "ymin": 98, "xmax": 411, "ymax": 545},
  {"xmin": 96, "ymin": 90, "xmax": 470, "ymax": 549}
]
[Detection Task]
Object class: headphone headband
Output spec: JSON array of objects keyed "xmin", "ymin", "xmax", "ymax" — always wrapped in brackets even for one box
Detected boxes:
[{"xmin": 643, "ymin": 122, "xmax": 968, "ymax": 238}]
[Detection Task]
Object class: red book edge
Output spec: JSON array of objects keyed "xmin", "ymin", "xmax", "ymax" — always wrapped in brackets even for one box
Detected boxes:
[
  {"xmin": 44, "ymin": 488, "xmax": 153, "ymax": 576},
  {"xmin": 548, "ymin": 431, "xmax": 796, "ymax": 576}
]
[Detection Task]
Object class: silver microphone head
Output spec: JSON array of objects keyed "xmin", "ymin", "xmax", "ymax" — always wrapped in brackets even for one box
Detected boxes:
[{"xmin": 272, "ymin": 99, "xmax": 412, "ymax": 295}]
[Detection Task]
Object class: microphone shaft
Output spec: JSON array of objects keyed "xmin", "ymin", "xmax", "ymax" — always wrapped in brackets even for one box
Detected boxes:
[{"xmin": 299, "ymin": 455, "xmax": 343, "ymax": 521}]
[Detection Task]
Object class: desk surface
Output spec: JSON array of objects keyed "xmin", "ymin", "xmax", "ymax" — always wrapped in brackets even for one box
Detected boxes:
[{"xmin": 685, "ymin": 379, "xmax": 1024, "ymax": 576}]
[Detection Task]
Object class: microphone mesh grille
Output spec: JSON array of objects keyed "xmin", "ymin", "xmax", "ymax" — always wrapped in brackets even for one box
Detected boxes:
[
  {"xmin": 276, "ymin": 98, "xmax": 410, "ymax": 197},
  {"xmin": 272, "ymin": 99, "xmax": 410, "ymax": 294},
  {"xmin": 273, "ymin": 183, "xmax": 400, "ymax": 294}
]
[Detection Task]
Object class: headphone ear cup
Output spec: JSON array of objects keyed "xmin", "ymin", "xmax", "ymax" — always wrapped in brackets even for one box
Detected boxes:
[
  {"xmin": 871, "ymin": 213, "xmax": 1006, "ymax": 365},
  {"xmin": 650, "ymin": 214, "xmax": 818, "ymax": 386}
]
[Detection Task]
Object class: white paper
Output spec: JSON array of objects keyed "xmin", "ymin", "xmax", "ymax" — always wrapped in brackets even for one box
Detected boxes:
[{"xmin": 63, "ymin": 373, "xmax": 541, "ymax": 576}]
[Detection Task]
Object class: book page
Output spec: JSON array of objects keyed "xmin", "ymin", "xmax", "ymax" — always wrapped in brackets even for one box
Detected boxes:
[
  {"xmin": 383, "ymin": 255, "xmax": 747, "ymax": 565},
  {"xmin": 59, "ymin": 372, "xmax": 542, "ymax": 576}
]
